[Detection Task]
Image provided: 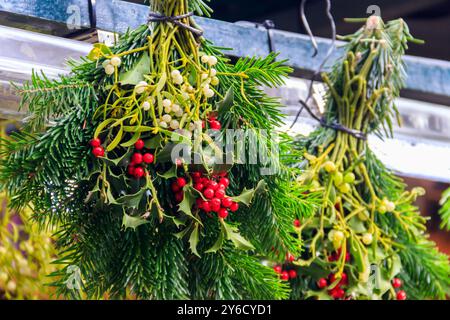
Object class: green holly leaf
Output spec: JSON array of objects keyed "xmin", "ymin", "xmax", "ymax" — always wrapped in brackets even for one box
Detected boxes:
[
  {"xmin": 122, "ymin": 213, "xmax": 150, "ymax": 231},
  {"xmin": 221, "ymin": 220, "xmax": 255, "ymax": 251},
  {"xmin": 119, "ymin": 52, "xmax": 150, "ymax": 85},
  {"xmin": 157, "ymin": 165, "xmax": 178, "ymax": 179},
  {"xmin": 177, "ymin": 187, "xmax": 202, "ymax": 224},
  {"xmin": 205, "ymin": 223, "xmax": 226, "ymax": 253},
  {"xmin": 145, "ymin": 135, "xmax": 162, "ymax": 149},
  {"xmin": 189, "ymin": 223, "xmax": 201, "ymax": 257},
  {"xmin": 116, "ymin": 188, "xmax": 147, "ymax": 209},
  {"xmin": 231, "ymin": 180, "xmax": 266, "ymax": 206}
]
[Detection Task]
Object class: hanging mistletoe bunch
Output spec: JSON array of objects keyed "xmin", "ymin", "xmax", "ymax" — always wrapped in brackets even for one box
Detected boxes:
[
  {"xmin": 0, "ymin": 0, "xmax": 316, "ymax": 299},
  {"xmin": 287, "ymin": 17, "xmax": 450, "ymax": 300}
]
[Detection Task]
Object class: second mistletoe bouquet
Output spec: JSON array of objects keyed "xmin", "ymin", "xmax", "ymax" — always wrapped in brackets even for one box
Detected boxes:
[{"xmin": 0, "ymin": 0, "xmax": 316, "ymax": 299}]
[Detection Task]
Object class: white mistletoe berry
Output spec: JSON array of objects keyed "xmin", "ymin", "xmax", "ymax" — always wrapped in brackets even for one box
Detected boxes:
[
  {"xmin": 173, "ymin": 75, "xmax": 184, "ymax": 85},
  {"xmin": 102, "ymin": 59, "xmax": 111, "ymax": 68},
  {"xmin": 362, "ymin": 233, "xmax": 373, "ymax": 245},
  {"xmin": 211, "ymin": 76, "xmax": 220, "ymax": 86},
  {"xmin": 162, "ymin": 114, "xmax": 172, "ymax": 123},
  {"xmin": 110, "ymin": 56, "xmax": 122, "ymax": 67},
  {"xmin": 201, "ymin": 55, "xmax": 210, "ymax": 64},
  {"xmin": 171, "ymin": 69, "xmax": 181, "ymax": 78},
  {"xmin": 208, "ymin": 56, "xmax": 218, "ymax": 66},
  {"xmin": 170, "ymin": 119, "xmax": 180, "ymax": 130},
  {"xmin": 159, "ymin": 121, "xmax": 168, "ymax": 129},
  {"xmin": 210, "ymin": 68, "xmax": 217, "ymax": 77},
  {"xmin": 204, "ymin": 88, "xmax": 215, "ymax": 98},
  {"xmin": 142, "ymin": 101, "xmax": 151, "ymax": 111},
  {"xmin": 104, "ymin": 64, "xmax": 115, "ymax": 75},
  {"xmin": 162, "ymin": 99, "xmax": 172, "ymax": 108},
  {"xmin": 135, "ymin": 81, "xmax": 148, "ymax": 94},
  {"xmin": 171, "ymin": 104, "xmax": 181, "ymax": 114},
  {"xmin": 174, "ymin": 108, "xmax": 184, "ymax": 118}
]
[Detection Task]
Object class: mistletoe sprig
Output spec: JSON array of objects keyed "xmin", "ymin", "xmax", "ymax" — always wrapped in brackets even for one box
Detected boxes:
[
  {"xmin": 82, "ymin": 0, "xmax": 278, "ymax": 254},
  {"xmin": 288, "ymin": 17, "xmax": 450, "ymax": 300}
]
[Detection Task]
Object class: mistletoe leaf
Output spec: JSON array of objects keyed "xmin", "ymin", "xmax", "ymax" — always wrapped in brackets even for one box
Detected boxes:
[
  {"xmin": 231, "ymin": 180, "xmax": 266, "ymax": 206},
  {"xmin": 87, "ymin": 43, "xmax": 112, "ymax": 61},
  {"xmin": 119, "ymin": 52, "xmax": 150, "ymax": 85},
  {"xmin": 106, "ymin": 125, "xmax": 124, "ymax": 152},
  {"xmin": 120, "ymin": 131, "xmax": 141, "ymax": 147},
  {"xmin": 349, "ymin": 235, "xmax": 370, "ymax": 282},
  {"xmin": 122, "ymin": 213, "xmax": 150, "ymax": 231},
  {"xmin": 94, "ymin": 118, "xmax": 116, "ymax": 138}
]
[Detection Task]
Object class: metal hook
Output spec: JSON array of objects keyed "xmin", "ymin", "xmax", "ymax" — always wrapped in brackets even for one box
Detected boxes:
[{"xmin": 290, "ymin": 0, "xmax": 337, "ymax": 129}]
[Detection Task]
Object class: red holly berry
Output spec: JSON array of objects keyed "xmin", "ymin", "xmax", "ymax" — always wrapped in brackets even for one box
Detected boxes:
[
  {"xmin": 194, "ymin": 183, "xmax": 204, "ymax": 191},
  {"xmin": 219, "ymin": 177, "xmax": 229, "ymax": 188},
  {"xmin": 208, "ymin": 181, "xmax": 219, "ymax": 191},
  {"xmin": 191, "ymin": 172, "xmax": 202, "ymax": 181},
  {"xmin": 127, "ymin": 165, "xmax": 135, "ymax": 176},
  {"xmin": 317, "ymin": 278, "xmax": 328, "ymax": 289},
  {"xmin": 92, "ymin": 147, "xmax": 105, "ymax": 157},
  {"xmin": 171, "ymin": 182, "xmax": 181, "ymax": 192},
  {"xmin": 202, "ymin": 201, "xmax": 211, "ymax": 212},
  {"xmin": 196, "ymin": 198, "xmax": 205, "ymax": 209},
  {"xmin": 286, "ymin": 252, "xmax": 295, "ymax": 262},
  {"xmin": 134, "ymin": 167, "xmax": 144, "ymax": 179},
  {"xmin": 339, "ymin": 273, "xmax": 348, "ymax": 286},
  {"xmin": 294, "ymin": 219, "xmax": 301, "ymax": 227},
  {"xmin": 132, "ymin": 153, "xmax": 143, "ymax": 164},
  {"xmin": 218, "ymin": 183, "xmax": 226, "ymax": 190},
  {"xmin": 221, "ymin": 197, "xmax": 233, "ymax": 208},
  {"xmin": 203, "ymin": 188, "xmax": 215, "ymax": 199},
  {"xmin": 273, "ymin": 265, "xmax": 282, "ymax": 274},
  {"xmin": 392, "ymin": 278, "xmax": 402, "ymax": 288},
  {"xmin": 175, "ymin": 192, "xmax": 184, "ymax": 203},
  {"xmin": 396, "ymin": 290, "xmax": 407, "ymax": 300},
  {"xmin": 176, "ymin": 177, "xmax": 187, "ymax": 188},
  {"xmin": 218, "ymin": 208, "xmax": 228, "ymax": 219},
  {"xmin": 90, "ymin": 138, "xmax": 101, "ymax": 147},
  {"xmin": 230, "ymin": 202, "xmax": 239, "ymax": 212},
  {"xmin": 135, "ymin": 139, "xmax": 145, "ymax": 150},
  {"xmin": 143, "ymin": 153, "xmax": 154, "ymax": 164},
  {"xmin": 210, "ymin": 198, "xmax": 221, "ymax": 212},
  {"xmin": 281, "ymin": 271, "xmax": 289, "ymax": 281},
  {"xmin": 215, "ymin": 189, "xmax": 225, "ymax": 199},
  {"xmin": 209, "ymin": 120, "xmax": 221, "ymax": 130},
  {"xmin": 329, "ymin": 287, "xmax": 345, "ymax": 299},
  {"xmin": 288, "ymin": 270, "xmax": 297, "ymax": 279}
]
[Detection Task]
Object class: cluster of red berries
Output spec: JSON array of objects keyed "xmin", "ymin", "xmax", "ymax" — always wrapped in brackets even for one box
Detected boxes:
[
  {"xmin": 273, "ymin": 252, "xmax": 297, "ymax": 281},
  {"xmin": 90, "ymin": 138, "xmax": 105, "ymax": 157},
  {"xmin": 328, "ymin": 248, "xmax": 351, "ymax": 263},
  {"xmin": 171, "ymin": 177, "xmax": 188, "ymax": 203},
  {"xmin": 317, "ymin": 272, "xmax": 349, "ymax": 300},
  {"xmin": 207, "ymin": 115, "xmax": 222, "ymax": 131},
  {"xmin": 192, "ymin": 172, "xmax": 238, "ymax": 219},
  {"xmin": 127, "ymin": 139, "xmax": 154, "ymax": 179},
  {"xmin": 392, "ymin": 277, "xmax": 406, "ymax": 300}
]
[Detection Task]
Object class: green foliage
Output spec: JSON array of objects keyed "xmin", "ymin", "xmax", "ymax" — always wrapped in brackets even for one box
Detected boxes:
[
  {"xmin": 0, "ymin": 0, "xmax": 318, "ymax": 300},
  {"xmin": 439, "ymin": 188, "xmax": 450, "ymax": 231}
]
